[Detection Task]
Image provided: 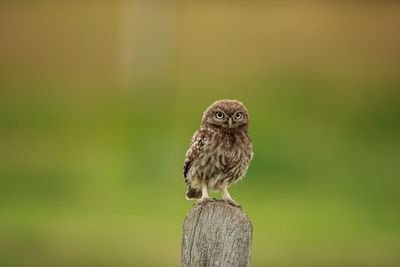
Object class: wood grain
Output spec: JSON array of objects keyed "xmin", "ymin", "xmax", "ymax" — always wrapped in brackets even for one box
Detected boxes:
[{"xmin": 181, "ymin": 200, "xmax": 253, "ymax": 267}]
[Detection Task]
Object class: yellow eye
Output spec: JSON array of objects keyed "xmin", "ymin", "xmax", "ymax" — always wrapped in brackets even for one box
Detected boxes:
[
  {"xmin": 215, "ymin": 112, "xmax": 224, "ymax": 119},
  {"xmin": 235, "ymin": 112, "xmax": 242, "ymax": 119}
]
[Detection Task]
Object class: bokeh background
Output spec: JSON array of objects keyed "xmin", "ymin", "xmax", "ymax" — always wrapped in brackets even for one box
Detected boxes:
[{"xmin": 1, "ymin": 1, "xmax": 400, "ymax": 266}]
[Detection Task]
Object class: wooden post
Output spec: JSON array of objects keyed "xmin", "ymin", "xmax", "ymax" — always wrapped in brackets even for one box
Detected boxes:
[{"xmin": 181, "ymin": 200, "xmax": 253, "ymax": 267}]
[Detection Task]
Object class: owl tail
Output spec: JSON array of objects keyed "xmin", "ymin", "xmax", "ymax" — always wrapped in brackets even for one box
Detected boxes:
[{"xmin": 186, "ymin": 187, "xmax": 202, "ymax": 200}]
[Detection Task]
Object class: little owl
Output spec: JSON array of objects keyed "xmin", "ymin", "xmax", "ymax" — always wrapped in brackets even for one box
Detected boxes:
[{"xmin": 183, "ymin": 99, "xmax": 253, "ymax": 206}]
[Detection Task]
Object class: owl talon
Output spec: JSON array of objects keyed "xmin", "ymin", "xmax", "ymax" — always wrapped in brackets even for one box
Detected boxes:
[
  {"xmin": 194, "ymin": 197, "xmax": 216, "ymax": 207},
  {"xmin": 225, "ymin": 199, "xmax": 242, "ymax": 209}
]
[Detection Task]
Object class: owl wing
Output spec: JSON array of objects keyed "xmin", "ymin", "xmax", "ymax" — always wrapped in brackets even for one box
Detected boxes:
[{"xmin": 183, "ymin": 129, "xmax": 207, "ymax": 179}]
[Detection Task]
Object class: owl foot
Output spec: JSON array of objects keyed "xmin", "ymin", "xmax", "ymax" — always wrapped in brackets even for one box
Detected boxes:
[
  {"xmin": 193, "ymin": 197, "xmax": 217, "ymax": 207},
  {"xmin": 224, "ymin": 199, "xmax": 242, "ymax": 209}
]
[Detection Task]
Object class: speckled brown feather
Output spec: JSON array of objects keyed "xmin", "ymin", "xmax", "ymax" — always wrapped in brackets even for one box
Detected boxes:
[{"xmin": 183, "ymin": 129, "xmax": 207, "ymax": 179}]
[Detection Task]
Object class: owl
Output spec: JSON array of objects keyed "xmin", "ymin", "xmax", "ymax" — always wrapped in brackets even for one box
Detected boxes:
[{"xmin": 183, "ymin": 99, "xmax": 253, "ymax": 206}]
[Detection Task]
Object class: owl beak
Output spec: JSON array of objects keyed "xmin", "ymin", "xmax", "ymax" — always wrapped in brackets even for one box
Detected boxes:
[{"xmin": 228, "ymin": 117, "xmax": 233, "ymax": 128}]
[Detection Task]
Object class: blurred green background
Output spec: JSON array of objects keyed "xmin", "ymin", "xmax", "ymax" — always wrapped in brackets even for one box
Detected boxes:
[{"xmin": 1, "ymin": 1, "xmax": 400, "ymax": 266}]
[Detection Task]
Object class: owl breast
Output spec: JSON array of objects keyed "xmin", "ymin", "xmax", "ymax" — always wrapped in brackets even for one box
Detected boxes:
[{"xmin": 187, "ymin": 132, "xmax": 253, "ymax": 191}]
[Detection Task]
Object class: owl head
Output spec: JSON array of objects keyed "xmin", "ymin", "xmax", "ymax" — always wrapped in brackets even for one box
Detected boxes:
[{"xmin": 201, "ymin": 99, "xmax": 249, "ymax": 131}]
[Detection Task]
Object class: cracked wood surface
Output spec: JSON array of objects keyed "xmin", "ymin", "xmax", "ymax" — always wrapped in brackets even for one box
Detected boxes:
[{"xmin": 181, "ymin": 200, "xmax": 253, "ymax": 267}]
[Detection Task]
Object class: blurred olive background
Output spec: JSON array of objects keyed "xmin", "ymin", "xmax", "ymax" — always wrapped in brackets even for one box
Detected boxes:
[{"xmin": 1, "ymin": 1, "xmax": 400, "ymax": 266}]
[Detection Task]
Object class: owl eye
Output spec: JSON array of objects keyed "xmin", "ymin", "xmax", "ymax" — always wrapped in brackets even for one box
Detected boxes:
[
  {"xmin": 235, "ymin": 112, "xmax": 242, "ymax": 120},
  {"xmin": 215, "ymin": 112, "xmax": 224, "ymax": 119}
]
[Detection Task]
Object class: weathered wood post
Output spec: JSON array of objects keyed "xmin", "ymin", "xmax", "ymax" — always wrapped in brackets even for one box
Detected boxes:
[{"xmin": 181, "ymin": 200, "xmax": 253, "ymax": 267}]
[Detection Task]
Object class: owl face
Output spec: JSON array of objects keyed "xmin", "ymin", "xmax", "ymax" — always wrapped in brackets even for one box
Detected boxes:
[{"xmin": 201, "ymin": 100, "xmax": 249, "ymax": 131}]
